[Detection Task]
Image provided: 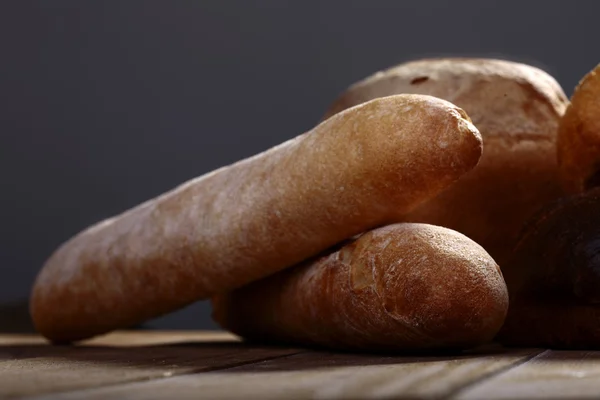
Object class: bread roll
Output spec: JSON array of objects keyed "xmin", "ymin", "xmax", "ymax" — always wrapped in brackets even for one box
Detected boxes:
[
  {"xmin": 557, "ymin": 63, "xmax": 600, "ymax": 193},
  {"xmin": 498, "ymin": 188, "xmax": 600, "ymax": 348},
  {"xmin": 213, "ymin": 223, "xmax": 509, "ymax": 352},
  {"xmin": 324, "ymin": 58, "xmax": 568, "ymax": 266},
  {"xmin": 31, "ymin": 94, "xmax": 482, "ymax": 343}
]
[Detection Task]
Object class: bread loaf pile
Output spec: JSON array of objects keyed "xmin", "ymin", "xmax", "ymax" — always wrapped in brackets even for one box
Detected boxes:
[{"xmin": 30, "ymin": 58, "xmax": 600, "ymax": 351}]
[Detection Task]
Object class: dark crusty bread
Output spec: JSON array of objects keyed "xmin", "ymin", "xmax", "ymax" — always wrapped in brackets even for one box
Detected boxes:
[
  {"xmin": 324, "ymin": 58, "xmax": 569, "ymax": 267},
  {"xmin": 213, "ymin": 223, "xmax": 509, "ymax": 352},
  {"xmin": 498, "ymin": 188, "xmax": 600, "ymax": 348},
  {"xmin": 31, "ymin": 94, "xmax": 482, "ymax": 343}
]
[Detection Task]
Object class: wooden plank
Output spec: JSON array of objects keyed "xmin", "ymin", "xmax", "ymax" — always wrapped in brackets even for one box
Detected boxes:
[
  {"xmin": 454, "ymin": 350, "xmax": 600, "ymax": 399},
  {"xmin": 0, "ymin": 330, "xmax": 240, "ymax": 346},
  {"xmin": 41, "ymin": 347, "xmax": 542, "ymax": 400},
  {"xmin": 0, "ymin": 332, "xmax": 303, "ymax": 399}
]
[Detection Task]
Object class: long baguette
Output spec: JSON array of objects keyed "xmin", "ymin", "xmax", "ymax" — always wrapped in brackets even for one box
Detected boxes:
[
  {"xmin": 31, "ymin": 94, "xmax": 482, "ymax": 342},
  {"xmin": 212, "ymin": 223, "xmax": 508, "ymax": 351}
]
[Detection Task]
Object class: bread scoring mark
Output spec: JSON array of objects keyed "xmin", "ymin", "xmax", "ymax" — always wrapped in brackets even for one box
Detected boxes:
[
  {"xmin": 410, "ymin": 76, "xmax": 430, "ymax": 85},
  {"xmin": 351, "ymin": 260, "xmax": 375, "ymax": 290},
  {"xmin": 339, "ymin": 246, "xmax": 353, "ymax": 264}
]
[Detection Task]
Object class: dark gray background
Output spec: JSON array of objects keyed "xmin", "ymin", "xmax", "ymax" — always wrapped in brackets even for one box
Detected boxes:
[{"xmin": 1, "ymin": 0, "xmax": 599, "ymax": 330}]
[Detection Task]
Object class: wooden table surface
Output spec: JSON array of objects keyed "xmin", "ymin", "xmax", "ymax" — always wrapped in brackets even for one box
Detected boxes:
[{"xmin": 1, "ymin": 331, "xmax": 599, "ymax": 400}]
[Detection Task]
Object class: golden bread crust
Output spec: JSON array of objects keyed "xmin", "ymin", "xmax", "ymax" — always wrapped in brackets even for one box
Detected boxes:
[
  {"xmin": 213, "ymin": 223, "xmax": 508, "ymax": 351},
  {"xmin": 557, "ymin": 63, "xmax": 600, "ymax": 193},
  {"xmin": 31, "ymin": 94, "xmax": 482, "ymax": 342}
]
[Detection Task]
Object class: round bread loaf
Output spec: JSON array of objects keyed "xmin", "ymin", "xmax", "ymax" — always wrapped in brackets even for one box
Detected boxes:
[
  {"xmin": 557, "ymin": 63, "xmax": 600, "ymax": 193},
  {"xmin": 324, "ymin": 58, "xmax": 569, "ymax": 267},
  {"xmin": 213, "ymin": 223, "xmax": 509, "ymax": 352}
]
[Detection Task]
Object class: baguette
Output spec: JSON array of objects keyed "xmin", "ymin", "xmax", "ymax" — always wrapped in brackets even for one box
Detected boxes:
[
  {"xmin": 324, "ymin": 58, "xmax": 568, "ymax": 266},
  {"xmin": 213, "ymin": 223, "xmax": 508, "ymax": 352},
  {"xmin": 31, "ymin": 94, "xmax": 482, "ymax": 343}
]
